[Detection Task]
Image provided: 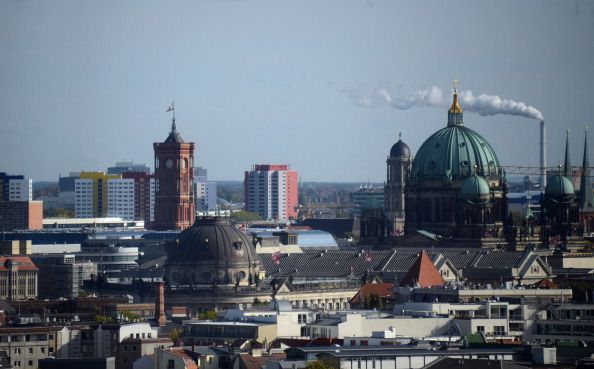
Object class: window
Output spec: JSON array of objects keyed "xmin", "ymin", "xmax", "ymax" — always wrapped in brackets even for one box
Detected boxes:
[
  {"xmin": 28, "ymin": 360, "xmax": 33, "ymax": 366},
  {"xmin": 477, "ymin": 326, "xmax": 485, "ymax": 333},
  {"xmin": 13, "ymin": 361, "xmax": 21, "ymax": 367},
  {"xmin": 168, "ymin": 359, "xmax": 175, "ymax": 369},
  {"xmin": 14, "ymin": 348, "xmax": 21, "ymax": 354},
  {"xmin": 28, "ymin": 348, "xmax": 33, "ymax": 354}
]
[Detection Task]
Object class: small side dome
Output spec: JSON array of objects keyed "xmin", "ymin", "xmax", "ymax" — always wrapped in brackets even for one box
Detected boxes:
[
  {"xmin": 390, "ymin": 139, "xmax": 411, "ymax": 158},
  {"xmin": 460, "ymin": 174, "xmax": 490, "ymax": 199},
  {"xmin": 545, "ymin": 175, "xmax": 574, "ymax": 197}
]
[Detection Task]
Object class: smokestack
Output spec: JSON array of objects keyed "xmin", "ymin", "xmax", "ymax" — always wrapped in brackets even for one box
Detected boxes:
[
  {"xmin": 540, "ymin": 120, "xmax": 547, "ymax": 190},
  {"xmin": 155, "ymin": 282, "xmax": 166, "ymax": 326}
]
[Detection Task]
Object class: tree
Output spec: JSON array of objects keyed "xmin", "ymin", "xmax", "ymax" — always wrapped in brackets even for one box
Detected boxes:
[
  {"xmin": 198, "ymin": 310, "xmax": 218, "ymax": 320},
  {"xmin": 231, "ymin": 211, "xmax": 263, "ymax": 222},
  {"xmin": 305, "ymin": 360, "xmax": 335, "ymax": 369},
  {"xmin": 44, "ymin": 207, "xmax": 74, "ymax": 218},
  {"xmin": 169, "ymin": 328, "xmax": 183, "ymax": 345}
]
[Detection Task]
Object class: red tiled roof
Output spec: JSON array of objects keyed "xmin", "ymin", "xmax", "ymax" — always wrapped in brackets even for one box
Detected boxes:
[
  {"xmin": 400, "ymin": 250, "xmax": 445, "ymax": 288},
  {"xmin": 168, "ymin": 349, "xmax": 198, "ymax": 369},
  {"xmin": 534, "ymin": 278, "xmax": 558, "ymax": 289},
  {"xmin": 350, "ymin": 283, "xmax": 394, "ymax": 304},
  {"xmin": 0, "ymin": 257, "xmax": 38, "ymax": 271},
  {"xmin": 239, "ymin": 353, "xmax": 286, "ymax": 369}
]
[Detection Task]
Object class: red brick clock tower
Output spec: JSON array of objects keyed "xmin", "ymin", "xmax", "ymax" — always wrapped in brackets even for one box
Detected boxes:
[{"xmin": 152, "ymin": 108, "xmax": 195, "ymax": 230}]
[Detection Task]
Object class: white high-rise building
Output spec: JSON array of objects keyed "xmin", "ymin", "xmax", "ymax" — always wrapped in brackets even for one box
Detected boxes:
[
  {"xmin": 107, "ymin": 179, "xmax": 135, "ymax": 220},
  {"xmin": 8, "ymin": 178, "xmax": 32, "ymax": 201},
  {"xmin": 194, "ymin": 167, "xmax": 217, "ymax": 212},
  {"xmin": 74, "ymin": 179, "xmax": 93, "ymax": 218},
  {"xmin": 244, "ymin": 164, "xmax": 298, "ymax": 221}
]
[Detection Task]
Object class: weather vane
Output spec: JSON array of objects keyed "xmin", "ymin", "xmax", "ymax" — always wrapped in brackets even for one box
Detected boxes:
[{"xmin": 166, "ymin": 101, "xmax": 175, "ymax": 119}]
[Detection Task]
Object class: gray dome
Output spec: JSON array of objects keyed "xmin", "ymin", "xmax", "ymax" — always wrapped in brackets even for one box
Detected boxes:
[
  {"xmin": 390, "ymin": 139, "xmax": 411, "ymax": 158},
  {"xmin": 166, "ymin": 216, "xmax": 262, "ymax": 286},
  {"xmin": 169, "ymin": 216, "xmax": 259, "ymax": 265}
]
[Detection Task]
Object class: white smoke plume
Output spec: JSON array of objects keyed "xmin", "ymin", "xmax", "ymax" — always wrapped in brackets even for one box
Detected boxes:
[
  {"xmin": 458, "ymin": 90, "xmax": 544, "ymax": 121},
  {"xmin": 348, "ymin": 85, "xmax": 544, "ymax": 121}
]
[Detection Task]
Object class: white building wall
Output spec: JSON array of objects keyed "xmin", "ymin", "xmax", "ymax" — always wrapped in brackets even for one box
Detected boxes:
[
  {"xmin": 8, "ymin": 178, "xmax": 32, "ymax": 201},
  {"xmin": 149, "ymin": 178, "xmax": 155, "ymax": 222},
  {"xmin": 75, "ymin": 179, "xmax": 93, "ymax": 218},
  {"xmin": 335, "ymin": 314, "xmax": 450, "ymax": 339},
  {"xmin": 246, "ymin": 169, "xmax": 291, "ymax": 221},
  {"xmin": 107, "ymin": 179, "xmax": 135, "ymax": 220}
]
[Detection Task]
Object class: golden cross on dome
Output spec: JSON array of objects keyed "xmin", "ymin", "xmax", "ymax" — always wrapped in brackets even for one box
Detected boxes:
[{"xmin": 453, "ymin": 79, "xmax": 459, "ymax": 93}]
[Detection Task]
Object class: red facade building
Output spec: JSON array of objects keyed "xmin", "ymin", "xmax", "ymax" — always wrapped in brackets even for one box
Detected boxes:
[{"xmin": 152, "ymin": 118, "xmax": 195, "ymax": 230}]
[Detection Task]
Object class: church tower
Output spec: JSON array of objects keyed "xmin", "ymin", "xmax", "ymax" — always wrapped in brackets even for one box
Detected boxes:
[
  {"xmin": 384, "ymin": 133, "xmax": 411, "ymax": 235},
  {"xmin": 152, "ymin": 108, "xmax": 195, "ymax": 230}
]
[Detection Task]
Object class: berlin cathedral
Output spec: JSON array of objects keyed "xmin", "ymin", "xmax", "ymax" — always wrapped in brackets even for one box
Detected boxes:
[{"xmin": 382, "ymin": 89, "xmax": 593, "ymax": 250}]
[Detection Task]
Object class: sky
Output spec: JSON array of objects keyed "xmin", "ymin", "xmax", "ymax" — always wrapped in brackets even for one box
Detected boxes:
[{"xmin": 1, "ymin": 0, "xmax": 593, "ymax": 182}]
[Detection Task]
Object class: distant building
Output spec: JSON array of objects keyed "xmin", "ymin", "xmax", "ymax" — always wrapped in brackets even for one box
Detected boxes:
[
  {"xmin": 384, "ymin": 133, "xmax": 411, "ymax": 235},
  {"xmin": 107, "ymin": 178, "xmax": 135, "ymax": 220},
  {"xmin": 0, "ymin": 325, "xmax": 52, "ymax": 368},
  {"xmin": 0, "ymin": 240, "xmax": 32, "ymax": 255},
  {"xmin": 32, "ymin": 254, "xmax": 97, "ymax": 299},
  {"xmin": 75, "ymin": 172, "xmax": 121, "ymax": 218},
  {"xmin": 350, "ymin": 185, "xmax": 384, "ymax": 218},
  {"xmin": 0, "ymin": 256, "xmax": 38, "ymax": 300},
  {"xmin": 152, "ymin": 114, "xmax": 195, "ymax": 230},
  {"xmin": 0, "ymin": 172, "xmax": 27, "ymax": 202},
  {"xmin": 107, "ymin": 161, "xmax": 150, "ymax": 175},
  {"xmin": 244, "ymin": 164, "xmax": 298, "ymax": 221},
  {"xmin": 0, "ymin": 200, "xmax": 43, "ymax": 231},
  {"xmin": 8, "ymin": 177, "xmax": 32, "ymax": 201},
  {"xmin": 58, "ymin": 173, "xmax": 79, "ymax": 192},
  {"xmin": 194, "ymin": 167, "xmax": 217, "ymax": 212},
  {"xmin": 404, "ymin": 90, "xmax": 507, "ymax": 245}
]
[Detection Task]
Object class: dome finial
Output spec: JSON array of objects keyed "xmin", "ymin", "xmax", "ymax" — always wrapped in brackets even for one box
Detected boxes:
[
  {"xmin": 449, "ymin": 80, "xmax": 463, "ymax": 114},
  {"xmin": 398, "ymin": 131, "xmax": 402, "ymax": 140},
  {"xmin": 447, "ymin": 80, "xmax": 463, "ymax": 126}
]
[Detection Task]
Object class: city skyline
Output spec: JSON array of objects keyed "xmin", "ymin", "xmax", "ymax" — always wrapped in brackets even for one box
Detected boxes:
[{"xmin": 1, "ymin": 0, "xmax": 594, "ymax": 182}]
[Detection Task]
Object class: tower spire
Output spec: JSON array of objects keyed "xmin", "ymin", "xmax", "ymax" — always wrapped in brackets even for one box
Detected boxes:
[
  {"xmin": 447, "ymin": 80, "xmax": 463, "ymax": 126},
  {"xmin": 563, "ymin": 129, "xmax": 571, "ymax": 177},
  {"xmin": 579, "ymin": 127, "xmax": 593, "ymax": 210}
]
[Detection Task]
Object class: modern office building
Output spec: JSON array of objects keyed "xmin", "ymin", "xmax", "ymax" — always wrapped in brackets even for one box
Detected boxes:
[
  {"xmin": 244, "ymin": 164, "xmax": 298, "ymax": 221},
  {"xmin": 32, "ymin": 254, "xmax": 97, "ymax": 299},
  {"xmin": 194, "ymin": 167, "xmax": 217, "ymax": 212},
  {"xmin": 8, "ymin": 177, "xmax": 33, "ymax": 201},
  {"xmin": 152, "ymin": 115, "xmax": 195, "ymax": 230},
  {"xmin": 0, "ymin": 172, "xmax": 25, "ymax": 201},
  {"xmin": 75, "ymin": 172, "xmax": 121, "ymax": 218},
  {"xmin": 107, "ymin": 161, "xmax": 151, "ymax": 175},
  {"xmin": 0, "ymin": 200, "xmax": 43, "ymax": 231},
  {"xmin": 107, "ymin": 179, "xmax": 135, "ymax": 220}
]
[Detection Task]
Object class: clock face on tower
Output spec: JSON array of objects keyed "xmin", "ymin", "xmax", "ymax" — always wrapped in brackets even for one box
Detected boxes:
[{"xmin": 165, "ymin": 159, "xmax": 174, "ymax": 168}]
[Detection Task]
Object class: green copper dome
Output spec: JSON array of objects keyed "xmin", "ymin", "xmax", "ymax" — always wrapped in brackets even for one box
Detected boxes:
[
  {"xmin": 545, "ymin": 174, "xmax": 574, "ymax": 197},
  {"xmin": 461, "ymin": 174, "xmax": 490, "ymax": 199},
  {"xmin": 411, "ymin": 90, "xmax": 501, "ymax": 183},
  {"xmin": 411, "ymin": 125, "xmax": 501, "ymax": 182}
]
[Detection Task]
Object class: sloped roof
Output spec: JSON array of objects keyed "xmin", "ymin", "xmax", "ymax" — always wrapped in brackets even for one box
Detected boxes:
[
  {"xmin": 400, "ymin": 250, "xmax": 445, "ymax": 287},
  {"xmin": 351, "ymin": 282, "xmax": 394, "ymax": 304},
  {"xmin": 0, "ymin": 256, "xmax": 38, "ymax": 271}
]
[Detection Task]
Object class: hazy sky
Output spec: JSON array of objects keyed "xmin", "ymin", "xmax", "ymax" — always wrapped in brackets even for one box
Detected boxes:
[{"xmin": 1, "ymin": 0, "xmax": 593, "ymax": 182}]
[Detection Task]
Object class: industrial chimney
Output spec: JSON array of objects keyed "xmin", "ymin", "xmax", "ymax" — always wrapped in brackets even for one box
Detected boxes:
[
  {"xmin": 155, "ymin": 282, "xmax": 166, "ymax": 326},
  {"xmin": 540, "ymin": 120, "xmax": 547, "ymax": 190}
]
